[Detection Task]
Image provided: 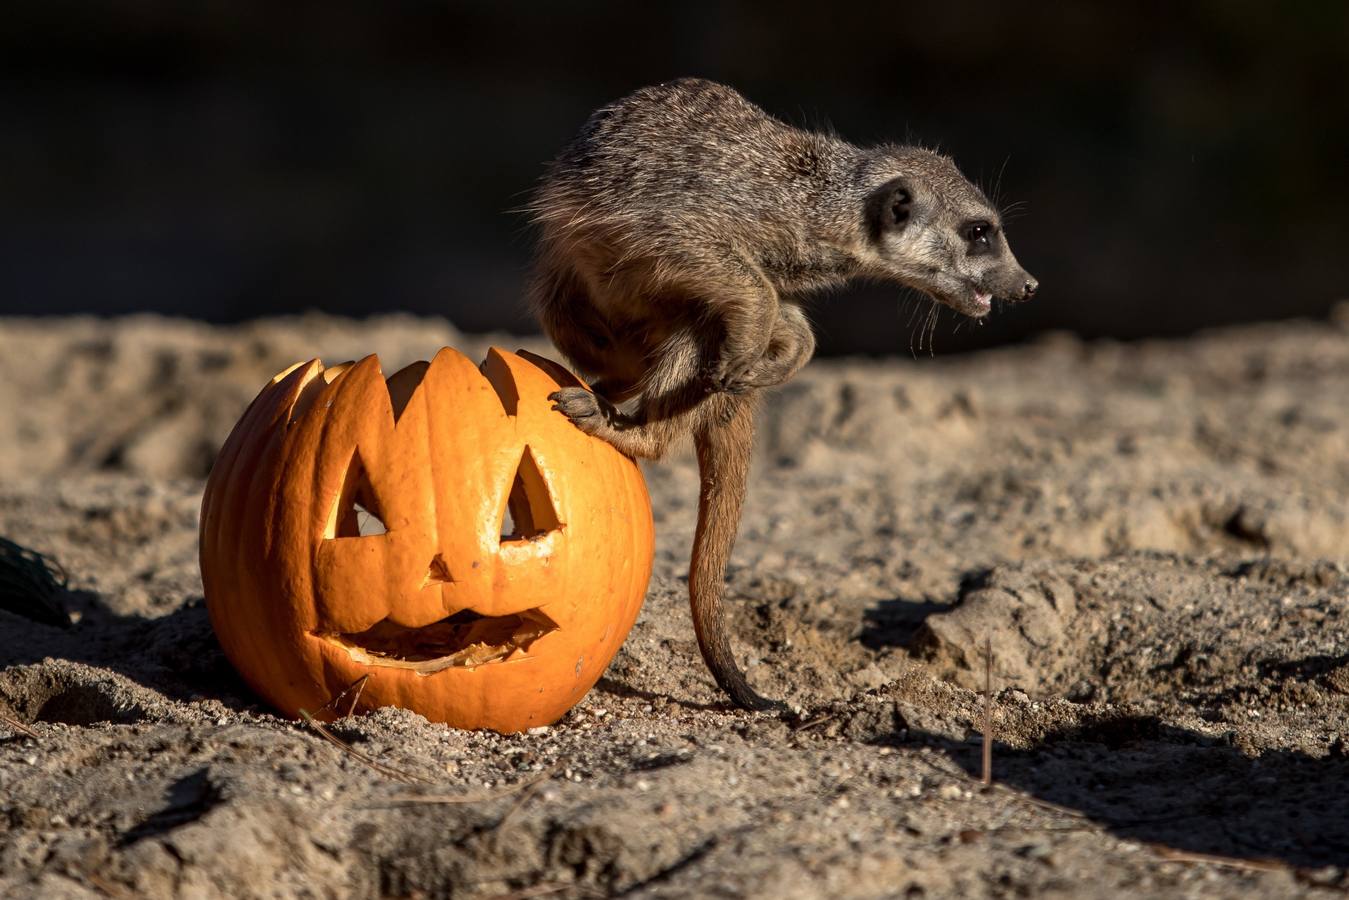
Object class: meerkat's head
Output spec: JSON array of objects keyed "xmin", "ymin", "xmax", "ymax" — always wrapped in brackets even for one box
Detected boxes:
[{"xmin": 858, "ymin": 147, "xmax": 1037, "ymax": 318}]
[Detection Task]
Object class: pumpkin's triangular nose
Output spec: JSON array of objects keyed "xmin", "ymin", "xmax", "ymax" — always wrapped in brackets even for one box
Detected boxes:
[{"xmin": 422, "ymin": 553, "xmax": 454, "ymax": 588}]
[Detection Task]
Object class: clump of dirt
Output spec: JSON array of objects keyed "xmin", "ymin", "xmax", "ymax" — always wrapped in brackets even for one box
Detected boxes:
[{"xmin": 2, "ymin": 312, "xmax": 1348, "ymax": 898}]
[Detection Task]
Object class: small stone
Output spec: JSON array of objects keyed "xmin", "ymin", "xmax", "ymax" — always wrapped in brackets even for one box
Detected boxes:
[
  {"xmin": 1016, "ymin": 842, "xmax": 1053, "ymax": 861},
  {"xmin": 1066, "ymin": 680, "xmax": 1096, "ymax": 703}
]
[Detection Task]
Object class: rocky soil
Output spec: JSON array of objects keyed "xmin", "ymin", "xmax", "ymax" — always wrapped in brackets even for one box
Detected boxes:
[{"xmin": 1, "ymin": 311, "xmax": 1348, "ymax": 898}]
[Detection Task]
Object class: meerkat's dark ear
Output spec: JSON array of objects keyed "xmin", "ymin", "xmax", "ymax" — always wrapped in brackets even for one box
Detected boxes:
[{"xmin": 866, "ymin": 177, "xmax": 913, "ymax": 239}]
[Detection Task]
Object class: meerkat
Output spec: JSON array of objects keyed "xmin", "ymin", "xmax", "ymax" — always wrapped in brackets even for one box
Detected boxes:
[{"xmin": 527, "ymin": 78, "xmax": 1037, "ymax": 710}]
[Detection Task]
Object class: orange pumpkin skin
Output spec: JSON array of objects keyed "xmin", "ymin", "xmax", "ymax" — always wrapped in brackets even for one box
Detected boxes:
[{"xmin": 199, "ymin": 347, "xmax": 654, "ymax": 733}]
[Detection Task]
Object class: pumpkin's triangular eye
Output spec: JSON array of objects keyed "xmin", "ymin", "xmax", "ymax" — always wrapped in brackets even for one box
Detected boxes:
[
  {"xmin": 354, "ymin": 502, "xmax": 387, "ymax": 536},
  {"xmin": 325, "ymin": 449, "xmax": 388, "ymax": 539},
  {"xmin": 500, "ymin": 445, "xmax": 561, "ymax": 543}
]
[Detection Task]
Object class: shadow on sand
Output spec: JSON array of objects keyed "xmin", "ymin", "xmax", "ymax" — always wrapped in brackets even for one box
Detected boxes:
[
  {"xmin": 908, "ymin": 712, "xmax": 1349, "ymax": 870},
  {"xmin": 6, "ymin": 539, "xmax": 1348, "ymax": 871},
  {"xmin": 0, "ymin": 539, "xmax": 260, "ymax": 723}
]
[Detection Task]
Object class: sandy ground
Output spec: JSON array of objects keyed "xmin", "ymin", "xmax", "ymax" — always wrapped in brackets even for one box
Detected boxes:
[{"xmin": 1, "ymin": 311, "xmax": 1348, "ymax": 899}]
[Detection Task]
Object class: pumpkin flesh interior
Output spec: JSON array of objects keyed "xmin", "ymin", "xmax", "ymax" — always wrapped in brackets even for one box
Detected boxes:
[{"xmin": 317, "ymin": 608, "xmax": 558, "ymax": 675}]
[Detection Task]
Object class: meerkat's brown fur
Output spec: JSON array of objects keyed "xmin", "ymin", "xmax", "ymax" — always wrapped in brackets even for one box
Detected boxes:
[{"xmin": 528, "ymin": 79, "xmax": 1036, "ymax": 709}]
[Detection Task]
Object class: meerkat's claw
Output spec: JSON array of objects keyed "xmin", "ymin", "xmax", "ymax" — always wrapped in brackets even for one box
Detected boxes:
[
  {"xmin": 721, "ymin": 376, "xmax": 757, "ymax": 396},
  {"xmin": 548, "ymin": 388, "xmax": 602, "ymax": 429},
  {"xmin": 719, "ymin": 367, "xmax": 770, "ymax": 395},
  {"xmin": 704, "ymin": 355, "xmax": 761, "ymax": 395}
]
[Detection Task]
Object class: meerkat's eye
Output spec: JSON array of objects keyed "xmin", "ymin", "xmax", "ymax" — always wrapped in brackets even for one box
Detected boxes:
[{"xmin": 964, "ymin": 221, "xmax": 994, "ymax": 253}]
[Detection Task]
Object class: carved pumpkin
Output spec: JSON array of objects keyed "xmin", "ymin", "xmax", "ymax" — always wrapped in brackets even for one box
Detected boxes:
[{"xmin": 199, "ymin": 347, "xmax": 654, "ymax": 732}]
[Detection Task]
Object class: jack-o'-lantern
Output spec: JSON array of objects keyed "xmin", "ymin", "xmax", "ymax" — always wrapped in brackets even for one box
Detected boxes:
[{"xmin": 199, "ymin": 347, "xmax": 653, "ymax": 732}]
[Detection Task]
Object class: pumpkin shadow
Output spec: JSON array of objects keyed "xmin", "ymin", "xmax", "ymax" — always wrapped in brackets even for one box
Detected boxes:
[
  {"xmin": 894, "ymin": 716, "xmax": 1349, "ymax": 870},
  {"xmin": 0, "ymin": 578, "xmax": 260, "ymax": 715},
  {"xmin": 0, "ymin": 572, "xmax": 731, "ymax": 721}
]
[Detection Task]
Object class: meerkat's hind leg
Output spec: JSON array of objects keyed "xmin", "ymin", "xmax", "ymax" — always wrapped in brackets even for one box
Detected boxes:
[
  {"xmin": 727, "ymin": 303, "xmax": 816, "ymax": 392},
  {"xmin": 699, "ymin": 261, "xmax": 781, "ymax": 392}
]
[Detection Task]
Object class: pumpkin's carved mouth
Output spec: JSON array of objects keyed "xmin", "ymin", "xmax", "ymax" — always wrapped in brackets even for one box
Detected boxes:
[{"xmin": 318, "ymin": 607, "xmax": 559, "ymax": 675}]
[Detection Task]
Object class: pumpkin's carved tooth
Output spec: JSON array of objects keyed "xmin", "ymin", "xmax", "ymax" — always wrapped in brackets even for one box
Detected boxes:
[
  {"xmin": 287, "ymin": 366, "xmax": 332, "ymax": 425},
  {"xmin": 269, "ymin": 358, "xmax": 316, "ymax": 386}
]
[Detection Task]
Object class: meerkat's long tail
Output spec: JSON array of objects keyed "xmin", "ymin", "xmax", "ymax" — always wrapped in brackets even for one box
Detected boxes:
[{"xmin": 689, "ymin": 393, "xmax": 782, "ymax": 711}]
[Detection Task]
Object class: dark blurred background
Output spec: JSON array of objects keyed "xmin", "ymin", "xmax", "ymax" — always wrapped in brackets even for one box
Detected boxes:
[{"xmin": 2, "ymin": 1, "xmax": 1346, "ymax": 354}]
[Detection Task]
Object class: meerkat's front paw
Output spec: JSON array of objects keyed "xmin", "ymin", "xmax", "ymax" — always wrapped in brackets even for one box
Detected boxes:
[{"xmin": 549, "ymin": 388, "xmax": 605, "ymax": 434}]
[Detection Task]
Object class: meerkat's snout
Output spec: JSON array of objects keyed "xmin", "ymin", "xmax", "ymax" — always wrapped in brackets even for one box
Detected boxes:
[{"xmin": 1002, "ymin": 271, "xmax": 1038, "ymax": 304}]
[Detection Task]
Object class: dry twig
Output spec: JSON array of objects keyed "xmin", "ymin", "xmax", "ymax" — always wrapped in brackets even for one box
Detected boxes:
[
  {"xmin": 982, "ymin": 634, "xmax": 993, "ymax": 786},
  {"xmin": 1149, "ymin": 844, "xmax": 1289, "ymax": 873},
  {"xmin": 481, "ymin": 882, "xmax": 605, "ymax": 900},
  {"xmin": 1, "ymin": 714, "xmax": 39, "ymax": 740},
  {"xmin": 792, "ymin": 713, "xmax": 838, "ymax": 733},
  {"xmin": 298, "ymin": 708, "xmax": 432, "ymax": 785},
  {"xmin": 379, "ymin": 763, "xmax": 562, "ymax": 809},
  {"xmin": 312, "ymin": 675, "xmax": 369, "ymax": 720}
]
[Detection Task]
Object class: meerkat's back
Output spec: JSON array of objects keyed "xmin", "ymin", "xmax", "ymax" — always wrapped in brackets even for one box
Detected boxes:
[{"xmin": 533, "ymin": 79, "xmax": 846, "ymax": 262}]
